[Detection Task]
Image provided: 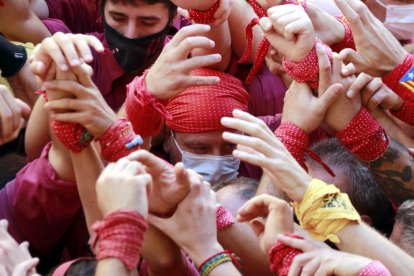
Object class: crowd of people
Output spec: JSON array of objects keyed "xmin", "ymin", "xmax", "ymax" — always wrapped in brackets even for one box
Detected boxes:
[{"xmin": 0, "ymin": 0, "xmax": 414, "ymax": 275}]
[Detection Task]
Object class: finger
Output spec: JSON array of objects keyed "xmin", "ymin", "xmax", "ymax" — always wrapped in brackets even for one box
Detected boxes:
[
  {"xmin": 250, "ymin": 218, "xmax": 266, "ymax": 238},
  {"xmin": 316, "ymin": 44, "xmax": 332, "ymax": 95},
  {"xmin": 221, "ymin": 117, "xmax": 274, "ymax": 143},
  {"xmin": 69, "ymin": 64, "xmax": 95, "ymax": 88},
  {"xmin": 124, "ymin": 160, "xmax": 145, "ymax": 175},
  {"xmin": 0, "ymin": 93, "xmax": 13, "ymax": 138},
  {"xmin": 53, "ymin": 33, "xmax": 82, "ymax": 67},
  {"xmin": 127, "ymin": 150, "xmax": 166, "ymax": 169},
  {"xmin": 301, "ymin": 256, "xmax": 321, "ymax": 276},
  {"xmin": 177, "ymin": 7, "xmax": 190, "ymax": 18},
  {"xmin": 112, "ymin": 158, "xmax": 130, "ymax": 172},
  {"xmin": 346, "ymin": 73, "xmax": 373, "ymax": 98},
  {"xmin": 43, "ymin": 80, "xmax": 88, "ymax": 98},
  {"xmin": 147, "ymin": 214, "xmax": 170, "ymax": 233},
  {"xmin": 237, "ymin": 194, "xmax": 277, "ymax": 221},
  {"xmin": 1, "ymin": 89, "xmax": 21, "ymax": 133},
  {"xmin": 45, "ymin": 98, "xmax": 83, "ymax": 112},
  {"xmin": 341, "ymin": 62, "xmax": 357, "ymax": 77},
  {"xmin": 40, "ymin": 37, "xmax": 69, "ymax": 71},
  {"xmin": 288, "ymin": 253, "xmax": 313, "ymax": 276},
  {"xmin": 284, "ymin": 17, "xmax": 311, "ymax": 41},
  {"xmin": 181, "ymin": 54, "xmax": 222, "ymax": 72},
  {"xmin": 11, "ymin": 258, "xmax": 39, "ymax": 276},
  {"xmin": 174, "ymin": 162, "xmax": 192, "ymax": 191},
  {"xmin": 222, "ymin": 132, "xmax": 276, "ymax": 159},
  {"xmin": 277, "ymin": 234, "xmax": 315, "ymax": 252},
  {"xmin": 259, "ymin": 18, "xmax": 290, "ymax": 51},
  {"xmin": 366, "ymin": 90, "xmax": 387, "ymax": 112},
  {"xmin": 168, "ymin": 24, "xmax": 211, "ymax": 48},
  {"xmin": 334, "ymin": 0, "xmax": 364, "ymax": 29},
  {"xmin": 175, "ymin": 36, "xmax": 216, "ymax": 58},
  {"xmin": 331, "ymin": 53, "xmax": 343, "ymax": 80},
  {"xmin": 180, "ymin": 75, "xmax": 221, "ymax": 88},
  {"xmin": 15, "ymin": 99, "xmax": 31, "ymax": 120},
  {"xmin": 338, "ymin": 48, "xmax": 367, "ymax": 74},
  {"xmin": 317, "ymin": 83, "xmax": 342, "ymax": 112},
  {"xmin": 50, "ymin": 111, "xmax": 90, "ymax": 124}
]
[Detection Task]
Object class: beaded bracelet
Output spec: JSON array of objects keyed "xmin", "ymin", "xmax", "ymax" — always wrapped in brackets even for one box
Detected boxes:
[{"xmin": 198, "ymin": 250, "xmax": 240, "ymax": 276}]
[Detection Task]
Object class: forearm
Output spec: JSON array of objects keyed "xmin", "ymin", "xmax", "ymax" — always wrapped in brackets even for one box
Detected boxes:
[
  {"xmin": 336, "ymin": 222, "xmax": 414, "ymax": 275},
  {"xmin": 96, "ymin": 258, "xmax": 134, "ymax": 276},
  {"xmin": 141, "ymin": 225, "xmax": 187, "ymax": 276},
  {"xmin": 218, "ymin": 222, "xmax": 273, "ymax": 276},
  {"xmin": 70, "ymin": 144, "xmax": 104, "ymax": 234},
  {"xmin": 369, "ymin": 139, "xmax": 414, "ymax": 205}
]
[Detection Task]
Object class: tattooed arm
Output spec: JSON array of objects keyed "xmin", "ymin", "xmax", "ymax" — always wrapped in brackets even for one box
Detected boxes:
[{"xmin": 370, "ymin": 140, "xmax": 414, "ymax": 206}]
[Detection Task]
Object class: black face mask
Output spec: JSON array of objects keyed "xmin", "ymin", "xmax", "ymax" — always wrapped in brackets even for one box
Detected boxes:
[{"xmin": 103, "ymin": 18, "xmax": 169, "ymax": 74}]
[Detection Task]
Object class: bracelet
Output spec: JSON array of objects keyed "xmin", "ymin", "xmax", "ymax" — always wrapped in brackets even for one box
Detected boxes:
[
  {"xmin": 188, "ymin": 0, "xmax": 220, "ymax": 24},
  {"xmin": 98, "ymin": 118, "xmax": 143, "ymax": 162},
  {"xmin": 292, "ymin": 179, "xmax": 361, "ymax": 243},
  {"xmin": 336, "ymin": 108, "xmax": 389, "ymax": 162},
  {"xmin": 90, "ymin": 210, "xmax": 148, "ymax": 271},
  {"xmin": 269, "ymin": 233, "xmax": 303, "ymax": 275},
  {"xmin": 198, "ymin": 250, "xmax": 241, "ymax": 276},
  {"xmin": 216, "ymin": 205, "xmax": 235, "ymax": 231}
]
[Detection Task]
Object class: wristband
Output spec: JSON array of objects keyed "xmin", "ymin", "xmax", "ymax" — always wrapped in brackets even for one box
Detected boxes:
[
  {"xmin": 269, "ymin": 233, "xmax": 303, "ymax": 276},
  {"xmin": 188, "ymin": 0, "xmax": 220, "ymax": 24},
  {"xmin": 275, "ymin": 122, "xmax": 335, "ymax": 177},
  {"xmin": 198, "ymin": 250, "xmax": 241, "ymax": 276},
  {"xmin": 358, "ymin": 261, "xmax": 391, "ymax": 276},
  {"xmin": 216, "ymin": 205, "xmax": 235, "ymax": 231},
  {"xmin": 283, "ymin": 39, "xmax": 333, "ymax": 90},
  {"xmin": 292, "ymin": 179, "xmax": 361, "ymax": 243},
  {"xmin": 90, "ymin": 210, "xmax": 147, "ymax": 271},
  {"xmin": 125, "ymin": 70, "xmax": 171, "ymax": 136},
  {"xmin": 97, "ymin": 118, "xmax": 143, "ymax": 162},
  {"xmin": 391, "ymin": 102, "xmax": 414, "ymax": 125},
  {"xmin": 331, "ymin": 16, "xmax": 355, "ymax": 53},
  {"xmin": 0, "ymin": 36, "xmax": 27, "ymax": 78},
  {"xmin": 336, "ymin": 108, "xmax": 389, "ymax": 162}
]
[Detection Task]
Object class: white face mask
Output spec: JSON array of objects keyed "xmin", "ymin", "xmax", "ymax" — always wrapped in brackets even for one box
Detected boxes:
[
  {"xmin": 173, "ymin": 135, "xmax": 240, "ymax": 185},
  {"xmin": 376, "ymin": 0, "xmax": 414, "ymax": 40}
]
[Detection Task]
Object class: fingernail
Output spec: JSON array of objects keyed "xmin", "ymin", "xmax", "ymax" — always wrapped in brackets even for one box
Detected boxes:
[
  {"xmin": 70, "ymin": 59, "xmax": 80, "ymax": 66},
  {"xmin": 84, "ymin": 54, "xmax": 93, "ymax": 61},
  {"xmin": 233, "ymin": 109, "xmax": 242, "ymax": 115},
  {"xmin": 221, "ymin": 117, "xmax": 231, "ymax": 124},
  {"xmin": 213, "ymin": 54, "xmax": 221, "ymax": 61},
  {"xmin": 346, "ymin": 89, "xmax": 353, "ymax": 97}
]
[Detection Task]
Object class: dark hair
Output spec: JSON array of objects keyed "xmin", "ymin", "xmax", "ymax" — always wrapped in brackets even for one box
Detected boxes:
[
  {"xmin": 214, "ymin": 176, "xmax": 259, "ymax": 201},
  {"xmin": 65, "ymin": 259, "xmax": 97, "ymax": 276},
  {"xmin": 104, "ymin": 0, "xmax": 177, "ymax": 20},
  {"xmin": 395, "ymin": 199, "xmax": 414, "ymax": 256},
  {"xmin": 307, "ymin": 138, "xmax": 395, "ymax": 235}
]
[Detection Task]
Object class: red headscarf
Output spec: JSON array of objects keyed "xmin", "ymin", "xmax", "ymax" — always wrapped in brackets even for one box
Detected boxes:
[{"xmin": 166, "ymin": 68, "xmax": 249, "ymax": 133}]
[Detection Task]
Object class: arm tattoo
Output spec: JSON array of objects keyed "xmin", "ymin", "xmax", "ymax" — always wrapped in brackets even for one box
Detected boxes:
[{"xmin": 370, "ymin": 140, "xmax": 414, "ymax": 205}]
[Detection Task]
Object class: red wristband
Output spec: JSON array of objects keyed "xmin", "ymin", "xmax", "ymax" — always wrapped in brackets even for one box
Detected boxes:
[
  {"xmin": 97, "ymin": 118, "xmax": 142, "ymax": 162},
  {"xmin": 269, "ymin": 233, "xmax": 303, "ymax": 276},
  {"xmin": 358, "ymin": 261, "xmax": 391, "ymax": 276},
  {"xmin": 216, "ymin": 205, "xmax": 235, "ymax": 231},
  {"xmin": 125, "ymin": 70, "xmax": 171, "ymax": 136},
  {"xmin": 331, "ymin": 16, "xmax": 355, "ymax": 53},
  {"xmin": 391, "ymin": 102, "xmax": 414, "ymax": 125},
  {"xmin": 275, "ymin": 122, "xmax": 335, "ymax": 177},
  {"xmin": 91, "ymin": 210, "xmax": 147, "ymax": 271},
  {"xmin": 336, "ymin": 108, "xmax": 389, "ymax": 162},
  {"xmin": 188, "ymin": 0, "xmax": 220, "ymax": 24},
  {"xmin": 382, "ymin": 54, "xmax": 414, "ymax": 107},
  {"xmin": 283, "ymin": 39, "xmax": 333, "ymax": 90}
]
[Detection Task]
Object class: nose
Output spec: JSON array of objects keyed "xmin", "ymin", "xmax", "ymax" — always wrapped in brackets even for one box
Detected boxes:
[{"xmin": 124, "ymin": 21, "xmax": 141, "ymax": 39}]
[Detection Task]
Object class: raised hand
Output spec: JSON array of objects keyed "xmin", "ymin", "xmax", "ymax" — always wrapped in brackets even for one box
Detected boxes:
[
  {"xmin": 145, "ymin": 24, "xmax": 222, "ymax": 100},
  {"xmin": 96, "ymin": 158, "xmax": 152, "ymax": 217},
  {"xmin": 259, "ymin": 4, "xmax": 315, "ymax": 62},
  {"xmin": 333, "ymin": 0, "xmax": 408, "ymax": 77},
  {"xmin": 126, "ymin": 150, "xmax": 191, "ymax": 216},
  {"xmin": 237, "ymin": 194, "xmax": 293, "ymax": 254},
  {"xmin": 29, "ymin": 32, "xmax": 104, "ymax": 81},
  {"xmin": 221, "ymin": 109, "xmax": 311, "ymax": 202}
]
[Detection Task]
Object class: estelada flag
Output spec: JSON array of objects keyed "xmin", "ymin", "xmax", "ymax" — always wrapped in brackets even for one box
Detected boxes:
[{"xmin": 400, "ymin": 66, "xmax": 414, "ymax": 92}]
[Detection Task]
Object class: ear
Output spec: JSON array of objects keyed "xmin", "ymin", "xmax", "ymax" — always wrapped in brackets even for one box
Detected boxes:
[
  {"xmin": 163, "ymin": 129, "xmax": 173, "ymax": 153},
  {"xmin": 361, "ymin": 215, "xmax": 373, "ymax": 226}
]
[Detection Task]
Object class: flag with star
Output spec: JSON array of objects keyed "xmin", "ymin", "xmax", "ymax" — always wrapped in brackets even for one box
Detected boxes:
[{"xmin": 400, "ymin": 66, "xmax": 414, "ymax": 92}]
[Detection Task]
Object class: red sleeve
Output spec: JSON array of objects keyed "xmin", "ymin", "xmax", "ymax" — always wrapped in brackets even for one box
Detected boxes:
[{"xmin": 125, "ymin": 71, "xmax": 170, "ymax": 137}]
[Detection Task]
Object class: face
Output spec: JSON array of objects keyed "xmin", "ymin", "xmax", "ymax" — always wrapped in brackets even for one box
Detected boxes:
[
  {"xmin": 307, "ymin": 163, "xmax": 349, "ymax": 193},
  {"xmin": 165, "ymin": 130, "xmax": 237, "ymax": 164},
  {"xmin": 104, "ymin": 0, "xmax": 170, "ymax": 39},
  {"xmin": 364, "ymin": 0, "xmax": 414, "ymax": 21}
]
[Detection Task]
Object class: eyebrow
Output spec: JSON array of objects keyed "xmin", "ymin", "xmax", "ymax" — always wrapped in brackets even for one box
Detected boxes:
[{"xmin": 108, "ymin": 11, "xmax": 160, "ymax": 21}]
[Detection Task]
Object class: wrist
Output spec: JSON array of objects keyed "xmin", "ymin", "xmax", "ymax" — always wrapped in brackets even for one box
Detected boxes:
[{"xmin": 186, "ymin": 242, "xmax": 224, "ymax": 267}]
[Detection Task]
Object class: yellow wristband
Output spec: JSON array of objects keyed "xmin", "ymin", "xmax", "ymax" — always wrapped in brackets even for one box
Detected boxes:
[{"xmin": 293, "ymin": 179, "xmax": 361, "ymax": 243}]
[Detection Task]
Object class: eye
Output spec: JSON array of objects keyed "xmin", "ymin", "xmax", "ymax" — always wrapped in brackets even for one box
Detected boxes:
[
  {"xmin": 110, "ymin": 14, "xmax": 126, "ymax": 22},
  {"xmin": 141, "ymin": 20, "xmax": 157, "ymax": 27},
  {"xmin": 189, "ymin": 146, "xmax": 210, "ymax": 154}
]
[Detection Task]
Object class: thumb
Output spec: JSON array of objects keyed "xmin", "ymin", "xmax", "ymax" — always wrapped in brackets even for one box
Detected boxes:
[
  {"xmin": 147, "ymin": 214, "xmax": 170, "ymax": 233},
  {"xmin": 318, "ymin": 83, "xmax": 343, "ymax": 112},
  {"xmin": 338, "ymin": 49, "xmax": 366, "ymax": 74},
  {"xmin": 174, "ymin": 162, "xmax": 191, "ymax": 190},
  {"xmin": 250, "ymin": 218, "xmax": 265, "ymax": 239},
  {"xmin": 259, "ymin": 17, "xmax": 290, "ymax": 56},
  {"xmin": 15, "ymin": 99, "xmax": 31, "ymax": 120},
  {"xmin": 177, "ymin": 7, "xmax": 189, "ymax": 18}
]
